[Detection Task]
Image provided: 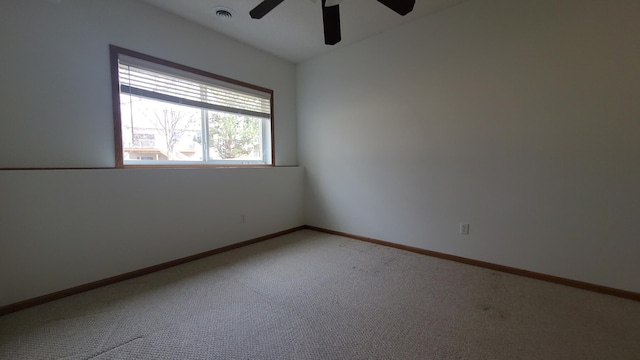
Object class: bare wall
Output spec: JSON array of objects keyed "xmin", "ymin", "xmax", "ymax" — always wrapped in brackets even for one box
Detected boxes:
[
  {"xmin": 0, "ymin": 168, "xmax": 303, "ymax": 306},
  {"xmin": 0, "ymin": 0, "xmax": 303, "ymax": 306},
  {"xmin": 0, "ymin": 0, "xmax": 298, "ymax": 167},
  {"xmin": 297, "ymin": 0, "xmax": 640, "ymax": 292}
]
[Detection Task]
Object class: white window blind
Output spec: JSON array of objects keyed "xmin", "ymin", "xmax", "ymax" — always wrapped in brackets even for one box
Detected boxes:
[{"xmin": 118, "ymin": 62, "xmax": 271, "ymax": 119}]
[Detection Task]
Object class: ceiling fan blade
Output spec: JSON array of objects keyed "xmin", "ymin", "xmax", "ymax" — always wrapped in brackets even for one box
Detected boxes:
[
  {"xmin": 322, "ymin": 0, "xmax": 341, "ymax": 45},
  {"xmin": 250, "ymin": 0, "xmax": 286, "ymax": 19},
  {"xmin": 377, "ymin": 0, "xmax": 415, "ymax": 16}
]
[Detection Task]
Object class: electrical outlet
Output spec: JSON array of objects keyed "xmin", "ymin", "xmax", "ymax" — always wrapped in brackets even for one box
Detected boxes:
[
  {"xmin": 460, "ymin": 223, "xmax": 470, "ymax": 235},
  {"xmin": 240, "ymin": 214, "xmax": 246, "ymax": 224}
]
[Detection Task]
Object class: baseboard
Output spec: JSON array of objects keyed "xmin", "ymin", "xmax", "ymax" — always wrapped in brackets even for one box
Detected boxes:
[
  {"xmin": 0, "ymin": 226, "xmax": 305, "ymax": 316},
  {"xmin": 3, "ymin": 224, "xmax": 637, "ymax": 316},
  {"xmin": 304, "ymin": 225, "xmax": 640, "ymax": 302}
]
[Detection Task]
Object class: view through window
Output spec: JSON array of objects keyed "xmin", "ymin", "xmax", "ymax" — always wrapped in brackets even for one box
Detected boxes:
[{"xmin": 110, "ymin": 46, "xmax": 274, "ymax": 167}]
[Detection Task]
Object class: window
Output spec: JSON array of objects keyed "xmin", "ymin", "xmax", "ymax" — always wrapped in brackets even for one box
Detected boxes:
[{"xmin": 110, "ymin": 45, "xmax": 274, "ymax": 167}]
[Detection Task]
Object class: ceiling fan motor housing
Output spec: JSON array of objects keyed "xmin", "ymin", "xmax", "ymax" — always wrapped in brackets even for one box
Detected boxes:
[{"xmin": 250, "ymin": 0, "xmax": 416, "ymax": 45}]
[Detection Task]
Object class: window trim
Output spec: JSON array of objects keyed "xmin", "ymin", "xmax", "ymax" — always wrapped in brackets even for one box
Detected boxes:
[{"xmin": 109, "ymin": 45, "xmax": 275, "ymax": 168}]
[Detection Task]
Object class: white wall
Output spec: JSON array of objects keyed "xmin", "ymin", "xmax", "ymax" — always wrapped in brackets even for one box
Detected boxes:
[
  {"xmin": 0, "ymin": 0, "xmax": 303, "ymax": 306},
  {"xmin": 298, "ymin": 0, "xmax": 640, "ymax": 292},
  {"xmin": 0, "ymin": 0, "xmax": 297, "ymax": 167},
  {"xmin": 0, "ymin": 167, "xmax": 303, "ymax": 306}
]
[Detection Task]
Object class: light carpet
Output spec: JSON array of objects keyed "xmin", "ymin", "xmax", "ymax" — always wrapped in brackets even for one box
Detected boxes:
[{"xmin": 1, "ymin": 230, "xmax": 639, "ymax": 359}]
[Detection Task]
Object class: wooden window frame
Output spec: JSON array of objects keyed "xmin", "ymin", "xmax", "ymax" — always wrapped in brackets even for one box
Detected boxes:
[{"xmin": 109, "ymin": 45, "xmax": 275, "ymax": 168}]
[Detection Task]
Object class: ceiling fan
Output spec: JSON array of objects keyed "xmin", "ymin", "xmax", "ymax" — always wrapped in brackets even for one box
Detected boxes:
[{"xmin": 249, "ymin": 0, "xmax": 416, "ymax": 45}]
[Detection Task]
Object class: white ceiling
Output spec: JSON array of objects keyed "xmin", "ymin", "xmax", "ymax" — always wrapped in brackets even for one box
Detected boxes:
[{"xmin": 142, "ymin": 0, "xmax": 468, "ymax": 63}]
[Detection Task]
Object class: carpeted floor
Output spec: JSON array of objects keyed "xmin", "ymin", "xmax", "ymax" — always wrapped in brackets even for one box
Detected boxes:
[{"xmin": 1, "ymin": 230, "xmax": 639, "ymax": 359}]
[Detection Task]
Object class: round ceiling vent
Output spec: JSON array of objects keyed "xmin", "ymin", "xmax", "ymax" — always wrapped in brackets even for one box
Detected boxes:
[{"xmin": 212, "ymin": 6, "xmax": 234, "ymax": 20}]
